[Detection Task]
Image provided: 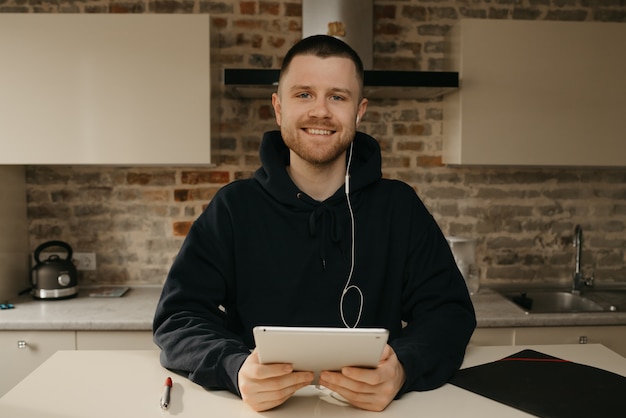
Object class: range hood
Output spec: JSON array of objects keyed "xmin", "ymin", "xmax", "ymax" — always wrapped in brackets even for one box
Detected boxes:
[
  {"xmin": 223, "ymin": 0, "xmax": 458, "ymax": 100},
  {"xmin": 224, "ymin": 68, "xmax": 458, "ymax": 100}
]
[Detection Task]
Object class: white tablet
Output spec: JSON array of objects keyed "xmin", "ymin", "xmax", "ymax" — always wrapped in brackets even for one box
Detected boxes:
[{"xmin": 253, "ymin": 326, "xmax": 389, "ymax": 379}]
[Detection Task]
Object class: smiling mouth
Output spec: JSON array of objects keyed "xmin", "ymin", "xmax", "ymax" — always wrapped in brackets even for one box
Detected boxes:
[{"xmin": 304, "ymin": 128, "xmax": 334, "ymax": 135}]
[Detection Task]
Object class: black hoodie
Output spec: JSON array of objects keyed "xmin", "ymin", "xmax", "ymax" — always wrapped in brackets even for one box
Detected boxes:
[{"xmin": 153, "ymin": 130, "xmax": 476, "ymax": 398}]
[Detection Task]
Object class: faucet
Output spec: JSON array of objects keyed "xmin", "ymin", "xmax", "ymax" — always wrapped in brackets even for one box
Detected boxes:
[{"xmin": 572, "ymin": 224, "xmax": 594, "ymax": 293}]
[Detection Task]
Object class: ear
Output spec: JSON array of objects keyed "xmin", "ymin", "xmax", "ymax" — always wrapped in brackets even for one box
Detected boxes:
[
  {"xmin": 271, "ymin": 92, "xmax": 282, "ymax": 126},
  {"xmin": 356, "ymin": 97, "xmax": 368, "ymax": 126}
]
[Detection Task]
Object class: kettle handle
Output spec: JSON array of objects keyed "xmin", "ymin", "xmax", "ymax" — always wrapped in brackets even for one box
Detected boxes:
[{"xmin": 33, "ymin": 240, "xmax": 74, "ymax": 264}]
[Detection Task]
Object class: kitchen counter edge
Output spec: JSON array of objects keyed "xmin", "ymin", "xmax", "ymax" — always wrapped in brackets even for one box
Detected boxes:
[{"xmin": 2, "ymin": 286, "xmax": 626, "ymax": 331}]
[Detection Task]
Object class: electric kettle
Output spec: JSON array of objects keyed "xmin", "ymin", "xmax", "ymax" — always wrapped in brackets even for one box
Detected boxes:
[{"xmin": 31, "ymin": 240, "xmax": 78, "ymax": 300}]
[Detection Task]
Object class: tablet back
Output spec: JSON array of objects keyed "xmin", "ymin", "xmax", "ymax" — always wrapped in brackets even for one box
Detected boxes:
[{"xmin": 253, "ymin": 326, "xmax": 389, "ymax": 375}]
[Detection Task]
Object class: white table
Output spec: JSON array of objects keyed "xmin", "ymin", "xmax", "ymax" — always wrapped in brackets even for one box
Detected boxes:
[{"xmin": 1, "ymin": 344, "xmax": 625, "ymax": 417}]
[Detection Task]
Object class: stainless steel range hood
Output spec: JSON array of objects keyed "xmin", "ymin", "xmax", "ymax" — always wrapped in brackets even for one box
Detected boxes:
[
  {"xmin": 223, "ymin": 0, "xmax": 458, "ymax": 100},
  {"xmin": 224, "ymin": 69, "xmax": 458, "ymax": 99}
]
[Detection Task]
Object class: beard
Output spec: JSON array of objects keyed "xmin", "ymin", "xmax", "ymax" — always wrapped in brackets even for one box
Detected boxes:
[{"xmin": 281, "ymin": 120, "xmax": 355, "ymax": 166}]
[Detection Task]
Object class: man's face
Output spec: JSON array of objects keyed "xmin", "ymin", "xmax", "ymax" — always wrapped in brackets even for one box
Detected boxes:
[{"xmin": 272, "ymin": 54, "xmax": 368, "ymax": 167}]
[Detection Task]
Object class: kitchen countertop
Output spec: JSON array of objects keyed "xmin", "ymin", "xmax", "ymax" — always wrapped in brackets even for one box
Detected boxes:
[
  {"xmin": 472, "ymin": 288, "xmax": 626, "ymax": 327},
  {"xmin": 2, "ymin": 286, "xmax": 626, "ymax": 331},
  {"xmin": 0, "ymin": 285, "xmax": 161, "ymax": 331}
]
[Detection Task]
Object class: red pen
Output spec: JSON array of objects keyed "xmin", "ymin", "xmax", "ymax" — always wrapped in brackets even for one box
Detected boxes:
[{"xmin": 160, "ymin": 377, "xmax": 172, "ymax": 410}]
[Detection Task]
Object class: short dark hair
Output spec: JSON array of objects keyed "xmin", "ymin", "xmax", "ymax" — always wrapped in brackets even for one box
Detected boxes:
[{"xmin": 279, "ymin": 35, "xmax": 365, "ymax": 97}]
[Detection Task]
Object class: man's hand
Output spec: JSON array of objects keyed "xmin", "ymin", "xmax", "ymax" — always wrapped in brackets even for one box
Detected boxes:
[
  {"xmin": 318, "ymin": 344, "xmax": 406, "ymax": 412},
  {"xmin": 238, "ymin": 349, "xmax": 315, "ymax": 412}
]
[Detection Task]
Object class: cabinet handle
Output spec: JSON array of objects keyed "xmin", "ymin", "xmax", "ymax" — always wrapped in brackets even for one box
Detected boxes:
[
  {"xmin": 579, "ymin": 336, "xmax": 588, "ymax": 344},
  {"xmin": 17, "ymin": 340, "xmax": 28, "ymax": 349}
]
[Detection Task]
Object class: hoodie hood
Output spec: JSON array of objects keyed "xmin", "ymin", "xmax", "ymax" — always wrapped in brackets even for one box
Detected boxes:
[
  {"xmin": 253, "ymin": 130, "xmax": 383, "ymax": 269},
  {"xmin": 254, "ymin": 130, "xmax": 382, "ymax": 207}
]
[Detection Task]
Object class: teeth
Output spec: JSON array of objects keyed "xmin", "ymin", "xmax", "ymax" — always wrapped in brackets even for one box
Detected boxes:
[{"xmin": 306, "ymin": 128, "xmax": 333, "ymax": 135}]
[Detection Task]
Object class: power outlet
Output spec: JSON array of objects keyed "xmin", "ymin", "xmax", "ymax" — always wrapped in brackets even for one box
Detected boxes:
[
  {"xmin": 38, "ymin": 251, "xmax": 97, "ymax": 271},
  {"xmin": 74, "ymin": 252, "xmax": 97, "ymax": 271}
]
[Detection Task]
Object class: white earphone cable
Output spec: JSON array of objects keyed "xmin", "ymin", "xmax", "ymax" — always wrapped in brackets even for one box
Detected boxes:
[{"xmin": 340, "ymin": 142, "xmax": 363, "ymax": 328}]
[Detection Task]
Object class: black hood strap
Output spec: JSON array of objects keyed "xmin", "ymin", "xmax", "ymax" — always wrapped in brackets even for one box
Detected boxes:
[{"xmin": 308, "ymin": 204, "xmax": 343, "ymax": 270}]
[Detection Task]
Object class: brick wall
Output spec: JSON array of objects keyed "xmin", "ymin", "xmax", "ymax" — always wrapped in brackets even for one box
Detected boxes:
[{"xmin": 6, "ymin": 0, "xmax": 626, "ymax": 288}]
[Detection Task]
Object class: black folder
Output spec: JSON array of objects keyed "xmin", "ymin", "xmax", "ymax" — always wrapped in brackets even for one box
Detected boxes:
[{"xmin": 450, "ymin": 349, "xmax": 626, "ymax": 418}]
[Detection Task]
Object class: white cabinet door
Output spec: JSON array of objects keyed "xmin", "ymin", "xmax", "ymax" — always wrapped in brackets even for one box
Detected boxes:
[
  {"xmin": 0, "ymin": 14, "xmax": 211, "ymax": 165},
  {"xmin": 443, "ymin": 19, "xmax": 626, "ymax": 167},
  {"xmin": 515, "ymin": 326, "xmax": 626, "ymax": 358},
  {"xmin": 76, "ymin": 331, "xmax": 156, "ymax": 350},
  {"xmin": 469, "ymin": 327, "xmax": 515, "ymax": 346},
  {"xmin": 0, "ymin": 331, "xmax": 75, "ymax": 396}
]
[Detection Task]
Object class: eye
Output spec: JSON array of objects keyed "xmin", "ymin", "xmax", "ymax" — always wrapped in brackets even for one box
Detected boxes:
[
  {"xmin": 296, "ymin": 92, "xmax": 312, "ymax": 99},
  {"xmin": 329, "ymin": 94, "xmax": 345, "ymax": 101}
]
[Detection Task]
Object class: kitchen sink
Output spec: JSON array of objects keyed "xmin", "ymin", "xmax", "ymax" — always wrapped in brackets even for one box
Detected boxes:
[
  {"xmin": 503, "ymin": 290, "xmax": 611, "ymax": 314},
  {"xmin": 498, "ymin": 225, "xmax": 626, "ymax": 314}
]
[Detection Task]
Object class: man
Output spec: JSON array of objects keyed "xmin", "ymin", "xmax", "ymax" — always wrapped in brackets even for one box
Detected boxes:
[{"xmin": 153, "ymin": 35, "xmax": 476, "ymax": 412}]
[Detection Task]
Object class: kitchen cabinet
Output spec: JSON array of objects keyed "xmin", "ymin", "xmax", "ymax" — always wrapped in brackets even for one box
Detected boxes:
[
  {"xmin": 0, "ymin": 14, "xmax": 211, "ymax": 165},
  {"xmin": 443, "ymin": 19, "xmax": 626, "ymax": 167},
  {"xmin": 472, "ymin": 325, "xmax": 626, "ymax": 358},
  {"xmin": 515, "ymin": 326, "xmax": 626, "ymax": 358},
  {"xmin": 0, "ymin": 331, "xmax": 75, "ymax": 396},
  {"xmin": 469, "ymin": 327, "xmax": 515, "ymax": 346},
  {"xmin": 0, "ymin": 330, "xmax": 157, "ymax": 396},
  {"xmin": 76, "ymin": 331, "xmax": 156, "ymax": 350}
]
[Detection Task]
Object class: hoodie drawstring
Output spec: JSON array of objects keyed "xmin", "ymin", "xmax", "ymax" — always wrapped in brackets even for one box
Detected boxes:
[{"xmin": 308, "ymin": 205, "xmax": 342, "ymax": 270}]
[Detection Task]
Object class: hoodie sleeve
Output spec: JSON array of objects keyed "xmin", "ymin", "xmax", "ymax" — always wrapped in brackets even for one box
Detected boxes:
[
  {"xmin": 152, "ymin": 191, "xmax": 249, "ymax": 396},
  {"xmin": 389, "ymin": 193, "xmax": 476, "ymax": 396}
]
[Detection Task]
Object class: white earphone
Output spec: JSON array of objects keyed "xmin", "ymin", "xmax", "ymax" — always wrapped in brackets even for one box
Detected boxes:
[{"xmin": 341, "ymin": 142, "xmax": 363, "ymax": 328}]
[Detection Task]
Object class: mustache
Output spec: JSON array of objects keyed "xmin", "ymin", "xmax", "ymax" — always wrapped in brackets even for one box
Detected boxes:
[{"xmin": 300, "ymin": 121, "xmax": 338, "ymax": 130}]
